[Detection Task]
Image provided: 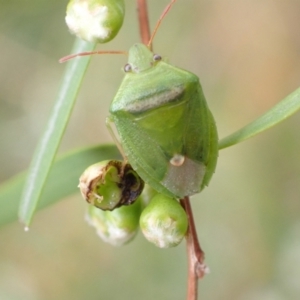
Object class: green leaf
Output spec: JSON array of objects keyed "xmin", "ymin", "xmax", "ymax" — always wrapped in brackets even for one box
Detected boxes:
[
  {"xmin": 0, "ymin": 144, "xmax": 120, "ymax": 228},
  {"xmin": 18, "ymin": 38, "xmax": 96, "ymax": 226},
  {"xmin": 219, "ymin": 87, "xmax": 300, "ymax": 150}
]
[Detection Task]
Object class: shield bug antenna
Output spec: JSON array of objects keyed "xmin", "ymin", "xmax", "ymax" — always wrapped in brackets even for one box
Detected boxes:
[
  {"xmin": 147, "ymin": 0, "xmax": 176, "ymax": 49},
  {"xmin": 59, "ymin": 50, "xmax": 127, "ymax": 63}
]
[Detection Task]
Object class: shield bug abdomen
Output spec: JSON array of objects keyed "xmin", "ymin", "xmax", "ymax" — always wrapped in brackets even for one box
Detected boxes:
[{"xmin": 109, "ymin": 43, "xmax": 218, "ymax": 198}]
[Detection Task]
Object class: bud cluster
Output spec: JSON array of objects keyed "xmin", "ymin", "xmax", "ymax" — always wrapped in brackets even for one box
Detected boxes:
[{"xmin": 79, "ymin": 160, "xmax": 188, "ymax": 248}]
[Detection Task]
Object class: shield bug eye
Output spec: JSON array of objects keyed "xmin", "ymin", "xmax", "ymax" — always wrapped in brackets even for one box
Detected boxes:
[
  {"xmin": 153, "ymin": 54, "xmax": 162, "ymax": 61},
  {"xmin": 124, "ymin": 63, "xmax": 132, "ymax": 72}
]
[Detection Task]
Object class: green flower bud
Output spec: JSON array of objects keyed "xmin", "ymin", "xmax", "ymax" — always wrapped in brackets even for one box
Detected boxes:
[
  {"xmin": 79, "ymin": 160, "xmax": 144, "ymax": 210},
  {"xmin": 139, "ymin": 194, "xmax": 188, "ymax": 248},
  {"xmin": 66, "ymin": 0, "xmax": 125, "ymax": 43},
  {"xmin": 86, "ymin": 198, "xmax": 141, "ymax": 246}
]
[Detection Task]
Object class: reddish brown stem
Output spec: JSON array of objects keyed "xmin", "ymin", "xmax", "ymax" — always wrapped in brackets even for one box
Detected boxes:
[
  {"xmin": 136, "ymin": 1, "xmax": 207, "ymax": 299},
  {"xmin": 180, "ymin": 197, "xmax": 209, "ymax": 300},
  {"xmin": 136, "ymin": 0, "xmax": 151, "ymax": 48}
]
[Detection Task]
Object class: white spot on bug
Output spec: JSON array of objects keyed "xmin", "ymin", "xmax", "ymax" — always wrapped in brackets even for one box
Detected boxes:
[
  {"xmin": 24, "ymin": 226, "xmax": 29, "ymax": 232},
  {"xmin": 170, "ymin": 154, "xmax": 185, "ymax": 166},
  {"xmin": 66, "ymin": 3, "xmax": 110, "ymax": 43}
]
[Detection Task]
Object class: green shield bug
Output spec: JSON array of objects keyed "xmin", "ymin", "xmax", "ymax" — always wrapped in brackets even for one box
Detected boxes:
[
  {"xmin": 108, "ymin": 1, "xmax": 218, "ymax": 198},
  {"xmin": 108, "ymin": 42, "xmax": 218, "ymax": 199},
  {"xmin": 61, "ymin": 0, "xmax": 218, "ymax": 199}
]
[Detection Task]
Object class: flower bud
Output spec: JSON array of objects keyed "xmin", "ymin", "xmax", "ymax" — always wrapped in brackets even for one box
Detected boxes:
[
  {"xmin": 86, "ymin": 198, "xmax": 141, "ymax": 246},
  {"xmin": 66, "ymin": 0, "xmax": 125, "ymax": 43},
  {"xmin": 139, "ymin": 194, "xmax": 188, "ymax": 248},
  {"xmin": 79, "ymin": 160, "xmax": 144, "ymax": 210}
]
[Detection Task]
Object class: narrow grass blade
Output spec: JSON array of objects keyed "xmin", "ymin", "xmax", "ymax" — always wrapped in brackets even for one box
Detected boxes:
[
  {"xmin": 18, "ymin": 38, "xmax": 96, "ymax": 226},
  {"xmin": 219, "ymin": 87, "xmax": 300, "ymax": 150},
  {"xmin": 0, "ymin": 144, "xmax": 120, "ymax": 228}
]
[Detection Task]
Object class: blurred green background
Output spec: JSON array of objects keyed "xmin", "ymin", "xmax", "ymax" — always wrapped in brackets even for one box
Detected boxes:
[{"xmin": 1, "ymin": 0, "xmax": 300, "ymax": 299}]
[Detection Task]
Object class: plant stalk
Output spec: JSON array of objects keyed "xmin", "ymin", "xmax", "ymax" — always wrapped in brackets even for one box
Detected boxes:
[
  {"xmin": 136, "ymin": 0, "xmax": 151, "ymax": 47},
  {"xmin": 136, "ymin": 2, "xmax": 208, "ymax": 299},
  {"xmin": 180, "ymin": 197, "xmax": 208, "ymax": 300}
]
